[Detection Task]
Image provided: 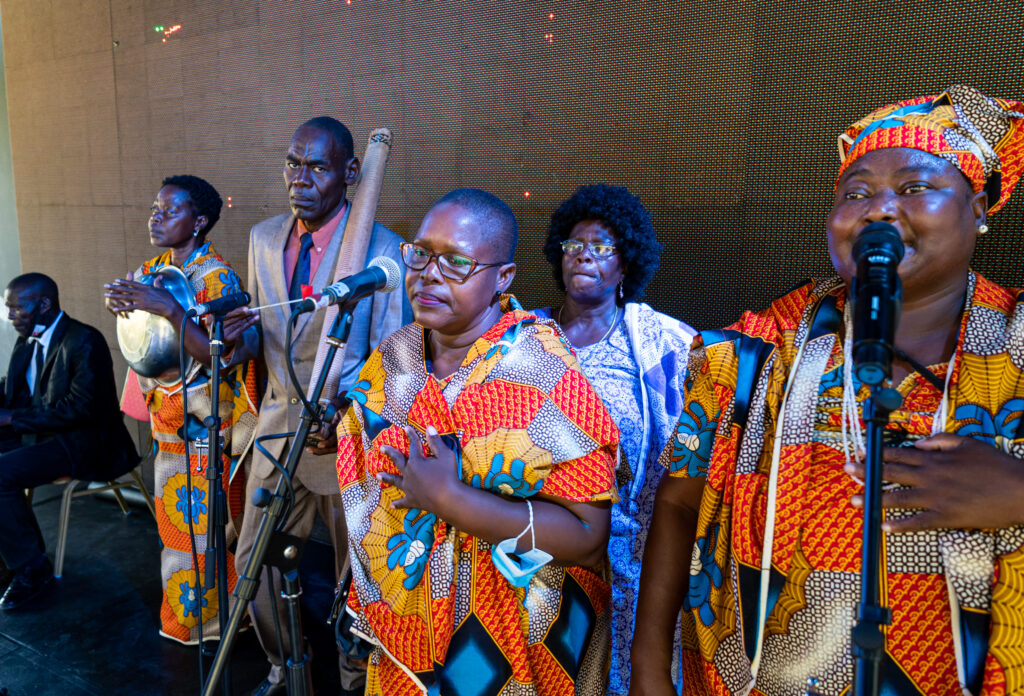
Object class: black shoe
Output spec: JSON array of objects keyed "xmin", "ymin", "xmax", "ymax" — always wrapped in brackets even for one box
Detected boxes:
[
  {"xmin": 250, "ymin": 678, "xmax": 287, "ymax": 696},
  {"xmin": 0, "ymin": 558, "xmax": 55, "ymax": 611}
]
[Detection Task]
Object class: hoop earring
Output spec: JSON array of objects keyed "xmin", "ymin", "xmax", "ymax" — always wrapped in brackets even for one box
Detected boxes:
[{"xmin": 977, "ymin": 223, "xmax": 989, "ymax": 235}]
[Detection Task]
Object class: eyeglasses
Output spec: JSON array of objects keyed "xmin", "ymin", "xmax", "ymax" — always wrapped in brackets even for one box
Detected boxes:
[
  {"xmin": 560, "ymin": 240, "xmax": 617, "ymax": 259},
  {"xmin": 400, "ymin": 242, "xmax": 504, "ymax": 283}
]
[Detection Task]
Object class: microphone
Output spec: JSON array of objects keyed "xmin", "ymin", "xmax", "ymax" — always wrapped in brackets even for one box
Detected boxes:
[
  {"xmin": 187, "ymin": 292, "xmax": 252, "ymax": 318},
  {"xmin": 294, "ymin": 256, "xmax": 402, "ymax": 314},
  {"xmin": 851, "ymin": 222, "xmax": 904, "ymax": 386}
]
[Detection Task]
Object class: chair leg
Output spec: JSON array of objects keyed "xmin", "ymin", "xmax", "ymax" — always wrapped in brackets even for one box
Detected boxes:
[
  {"xmin": 55, "ymin": 480, "xmax": 82, "ymax": 579},
  {"xmin": 110, "ymin": 484, "xmax": 130, "ymax": 516},
  {"xmin": 129, "ymin": 469, "xmax": 157, "ymax": 521}
]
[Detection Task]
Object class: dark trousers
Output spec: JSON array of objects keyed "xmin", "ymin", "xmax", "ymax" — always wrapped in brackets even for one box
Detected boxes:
[{"xmin": 0, "ymin": 437, "xmax": 70, "ymax": 570}]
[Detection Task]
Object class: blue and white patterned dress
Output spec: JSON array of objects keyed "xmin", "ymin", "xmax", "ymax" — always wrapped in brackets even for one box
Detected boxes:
[{"xmin": 535, "ymin": 303, "xmax": 696, "ymax": 695}]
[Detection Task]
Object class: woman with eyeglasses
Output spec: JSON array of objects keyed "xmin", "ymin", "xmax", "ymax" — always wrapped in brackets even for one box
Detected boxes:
[
  {"xmin": 336, "ymin": 188, "xmax": 620, "ymax": 695},
  {"xmin": 532, "ymin": 183, "xmax": 696, "ymax": 696}
]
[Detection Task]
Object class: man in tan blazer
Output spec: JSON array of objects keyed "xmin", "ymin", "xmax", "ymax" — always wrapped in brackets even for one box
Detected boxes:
[{"xmin": 233, "ymin": 117, "xmax": 410, "ymax": 696}]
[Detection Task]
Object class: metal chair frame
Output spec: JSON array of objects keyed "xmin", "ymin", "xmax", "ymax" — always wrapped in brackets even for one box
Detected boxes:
[{"xmin": 52, "ymin": 469, "xmax": 157, "ymax": 578}]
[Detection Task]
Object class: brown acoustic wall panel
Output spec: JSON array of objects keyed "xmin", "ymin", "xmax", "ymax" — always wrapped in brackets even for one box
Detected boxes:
[{"xmin": 2, "ymin": 0, "xmax": 1023, "ymax": 388}]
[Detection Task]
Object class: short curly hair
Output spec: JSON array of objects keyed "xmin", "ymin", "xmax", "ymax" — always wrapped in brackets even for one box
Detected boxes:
[
  {"xmin": 542, "ymin": 184, "xmax": 663, "ymax": 304},
  {"xmin": 161, "ymin": 175, "xmax": 223, "ymax": 236}
]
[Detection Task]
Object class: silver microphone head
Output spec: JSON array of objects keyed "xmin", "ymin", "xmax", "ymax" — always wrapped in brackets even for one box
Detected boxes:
[{"xmin": 368, "ymin": 256, "xmax": 402, "ymax": 293}]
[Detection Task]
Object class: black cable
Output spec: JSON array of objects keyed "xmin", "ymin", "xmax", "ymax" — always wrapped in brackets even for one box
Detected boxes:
[
  {"xmin": 254, "ymin": 433, "xmax": 297, "ymax": 530},
  {"xmin": 285, "ymin": 308, "xmax": 321, "ymax": 419},
  {"xmin": 893, "ymin": 348, "xmax": 946, "ymax": 392},
  {"xmin": 179, "ymin": 312, "xmax": 205, "ymax": 687}
]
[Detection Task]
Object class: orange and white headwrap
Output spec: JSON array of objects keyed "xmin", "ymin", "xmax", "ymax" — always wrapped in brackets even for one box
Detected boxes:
[{"xmin": 837, "ymin": 85, "xmax": 1024, "ymax": 213}]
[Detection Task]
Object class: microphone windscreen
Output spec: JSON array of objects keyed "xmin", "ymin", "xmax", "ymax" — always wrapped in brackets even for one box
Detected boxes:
[
  {"xmin": 368, "ymin": 256, "xmax": 402, "ymax": 293},
  {"xmin": 853, "ymin": 221, "xmax": 904, "ymax": 263}
]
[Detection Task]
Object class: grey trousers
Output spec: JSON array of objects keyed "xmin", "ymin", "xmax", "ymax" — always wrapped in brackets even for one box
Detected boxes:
[{"xmin": 234, "ymin": 469, "xmax": 364, "ymax": 690}]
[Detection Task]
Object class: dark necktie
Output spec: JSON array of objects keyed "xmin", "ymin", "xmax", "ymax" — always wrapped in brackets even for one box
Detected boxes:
[
  {"xmin": 29, "ymin": 335, "xmax": 44, "ymax": 396},
  {"xmin": 289, "ymin": 232, "xmax": 314, "ymax": 301}
]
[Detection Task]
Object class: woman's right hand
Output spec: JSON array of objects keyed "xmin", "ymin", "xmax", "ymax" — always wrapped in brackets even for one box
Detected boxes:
[
  {"xmin": 104, "ymin": 273, "xmax": 181, "ymax": 321},
  {"xmin": 104, "ymin": 271, "xmax": 134, "ymax": 315},
  {"xmin": 628, "ymin": 668, "xmax": 677, "ymax": 696}
]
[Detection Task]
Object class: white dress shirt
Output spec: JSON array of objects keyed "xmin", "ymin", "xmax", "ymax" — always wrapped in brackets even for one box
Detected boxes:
[{"xmin": 26, "ymin": 311, "xmax": 65, "ymax": 396}]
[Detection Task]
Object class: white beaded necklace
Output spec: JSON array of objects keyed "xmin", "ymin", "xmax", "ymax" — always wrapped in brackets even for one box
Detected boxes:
[{"xmin": 839, "ymin": 302, "xmax": 955, "ymax": 478}]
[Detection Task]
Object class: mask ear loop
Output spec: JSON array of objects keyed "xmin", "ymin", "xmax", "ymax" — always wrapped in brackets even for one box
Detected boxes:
[
  {"xmin": 507, "ymin": 499, "xmax": 537, "ymax": 553},
  {"xmin": 512, "ymin": 499, "xmax": 536, "ymax": 552},
  {"xmin": 526, "ymin": 499, "xmax": 536, "ymax": 552}
]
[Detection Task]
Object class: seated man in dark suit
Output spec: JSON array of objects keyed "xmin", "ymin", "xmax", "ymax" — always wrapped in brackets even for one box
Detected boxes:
[{"xmin": 0, "ymin": 272, "xmax": 139, "ymax": 610}]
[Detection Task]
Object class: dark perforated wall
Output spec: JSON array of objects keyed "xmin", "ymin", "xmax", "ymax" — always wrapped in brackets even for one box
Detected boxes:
[{"xmin": 2, "ymin": 0, "xmax": 1022, "ymax": 381}]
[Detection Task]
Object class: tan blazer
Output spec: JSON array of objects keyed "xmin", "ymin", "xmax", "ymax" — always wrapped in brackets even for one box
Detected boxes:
[{"xmin": 243, "ymin": 209, "xmax": 410, "ymax": 495}]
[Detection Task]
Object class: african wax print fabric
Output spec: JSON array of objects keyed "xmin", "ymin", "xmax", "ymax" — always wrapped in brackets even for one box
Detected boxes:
[
  {"xmin": 136, "ymin": 242, "xmax": 259, "ymax": 644},
  {"xmin": 837, "ymin": 84, "xmax": 1024, "ymax": 212},
  {"xmin": 663, "ymin": 273, "xmax": 1024, "ymax": 696},
  {"xmin": 336, "ymin": 296, "xmax": 619, "ymax": 696},
  {"xmin": 534, "ymin": 302, "xmax": 694, "ymax": 695}
]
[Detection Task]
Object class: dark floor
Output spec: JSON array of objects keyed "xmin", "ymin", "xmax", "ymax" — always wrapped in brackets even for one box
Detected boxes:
[{"xmin": 0, "ymin": 483, "xmax": 343, "ymax": 696}]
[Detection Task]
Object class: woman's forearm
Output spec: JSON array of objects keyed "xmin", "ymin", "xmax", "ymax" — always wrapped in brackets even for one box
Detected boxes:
[
  {"xmin": 427, "ymin": 481, "xmax": 610, "ymax": 568},
  {"xmin": 631, "ymin": 475, "xmax": 704, "ymax": 673}
]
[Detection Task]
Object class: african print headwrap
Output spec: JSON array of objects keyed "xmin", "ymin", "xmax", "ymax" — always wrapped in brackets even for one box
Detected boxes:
[{"xmin": 837, "ymin": 84, "xmax": 1024, "ymax": 212}]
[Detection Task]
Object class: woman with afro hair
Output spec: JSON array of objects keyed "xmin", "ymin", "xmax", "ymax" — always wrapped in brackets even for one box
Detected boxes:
[{"xmin": 532, "ymin": 183, "xmax": 695, "ymax": 696}]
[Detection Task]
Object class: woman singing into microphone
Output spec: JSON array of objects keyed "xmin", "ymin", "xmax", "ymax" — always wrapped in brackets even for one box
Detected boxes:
[
  {"xmin": 631, "ymin": 86, "xmax": 1024, "ymax": 696},
  {"xmin": 104, "ymin": 175, "xmax": 259, "ymax": 644}
]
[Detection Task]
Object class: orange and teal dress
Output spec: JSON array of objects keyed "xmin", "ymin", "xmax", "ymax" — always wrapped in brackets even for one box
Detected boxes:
[
  {"xmin": 336, "ymin": 296, "xmax": 620, "ymax": 696},
  {"xmin": 663, "ymin": 273, "xmax": 1024, "ymax": 695},
  {"xmin": 135, "ymin": 241, "xmax": 259, "ymax": 645}
]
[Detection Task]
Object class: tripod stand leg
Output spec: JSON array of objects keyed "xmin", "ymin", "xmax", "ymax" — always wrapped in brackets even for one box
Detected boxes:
[{"xmin": 282, "ymin": 569, "xmax": 313, "ymax": 695}]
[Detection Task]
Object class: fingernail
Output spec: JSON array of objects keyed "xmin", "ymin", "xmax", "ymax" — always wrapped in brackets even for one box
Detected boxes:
[
  {"xmin": 844, "ymin": 463, "xmax": 855, "ymax": 473},
  {"xmin": 426, "ymin": 425, "xmax": 438, "ymax": 436},
  {"xmin": 881, "ymin": 522, "xmax": 893, "ymax": 532}
]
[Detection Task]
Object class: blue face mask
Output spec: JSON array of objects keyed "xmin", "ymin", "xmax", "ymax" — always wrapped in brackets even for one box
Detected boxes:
[{"xmin": 491, "ymin": 499, "xmax": 553, "ymax": 588}]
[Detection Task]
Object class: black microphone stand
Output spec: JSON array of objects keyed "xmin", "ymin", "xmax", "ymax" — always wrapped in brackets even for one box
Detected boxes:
[
  {"xmin": 201, "ymin": 305, "xmax": 355, "ymax": 696},
  {"xmin": 200, "ymin": 313, "xmax": 232, "ymax": 696},
  {"xmin": 851, "ymin": 384, "xmax": 900, "ymax": 696},
  {"xmin": 849, "ymin": 222, "xmax": 905, "ymax": 696}
]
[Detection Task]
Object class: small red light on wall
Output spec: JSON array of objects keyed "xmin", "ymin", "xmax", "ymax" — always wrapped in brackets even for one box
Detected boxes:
[{"xmin": 523, "ymin": 191, "xmax": 531, "ymax": 198}]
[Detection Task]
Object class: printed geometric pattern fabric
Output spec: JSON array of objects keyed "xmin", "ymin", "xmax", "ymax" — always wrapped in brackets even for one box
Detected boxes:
[
  {"xmin": 836, "ymin": 84, "xmax": 1024, "ymax": 212},
  {"xmin": 661, "ymin": 273, "xmax": 1024, "ymax": 695},
  {"xmin": 337, "ymin": 297, "xmax": 619, "ymax": 695},
  {"xmin": 137, "ymin": 243, "xmax": 259, "ymax": 644}
]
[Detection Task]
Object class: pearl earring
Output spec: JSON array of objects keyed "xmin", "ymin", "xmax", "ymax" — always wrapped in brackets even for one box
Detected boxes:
[{"xmin": 978, "ymin": 223, "xmax": 989, "ymax": 235}]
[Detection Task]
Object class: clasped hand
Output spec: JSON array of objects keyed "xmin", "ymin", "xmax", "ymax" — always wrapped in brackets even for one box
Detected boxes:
[
  {"xmin": 377, "ymin": 425, "xmax": 462, "ymax": 512},
  {"xmin": 845, "ymin": 433, "xmax": 1024, "ymax": 532},
  {"xmin": 104, "ymin": 272, "xmax": 180, "ymax": 320},
  {"xmin": 105, "ymin": 275, "xmax": 258, "ymax": 344}
]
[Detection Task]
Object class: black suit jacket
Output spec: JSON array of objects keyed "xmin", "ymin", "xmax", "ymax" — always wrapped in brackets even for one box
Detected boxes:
[{"xmin": 0, "ymin": 315, "xmax": 138, "ymax": 480}]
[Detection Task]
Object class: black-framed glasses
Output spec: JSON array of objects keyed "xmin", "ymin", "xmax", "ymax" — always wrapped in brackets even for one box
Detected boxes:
[
  {"xmin": 560, "ymin": 240, "xmax": 617, "ymax": 259},
  {"xmin": 400, "ymin": 242, "xmax": 504, "ymax": 283}
]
